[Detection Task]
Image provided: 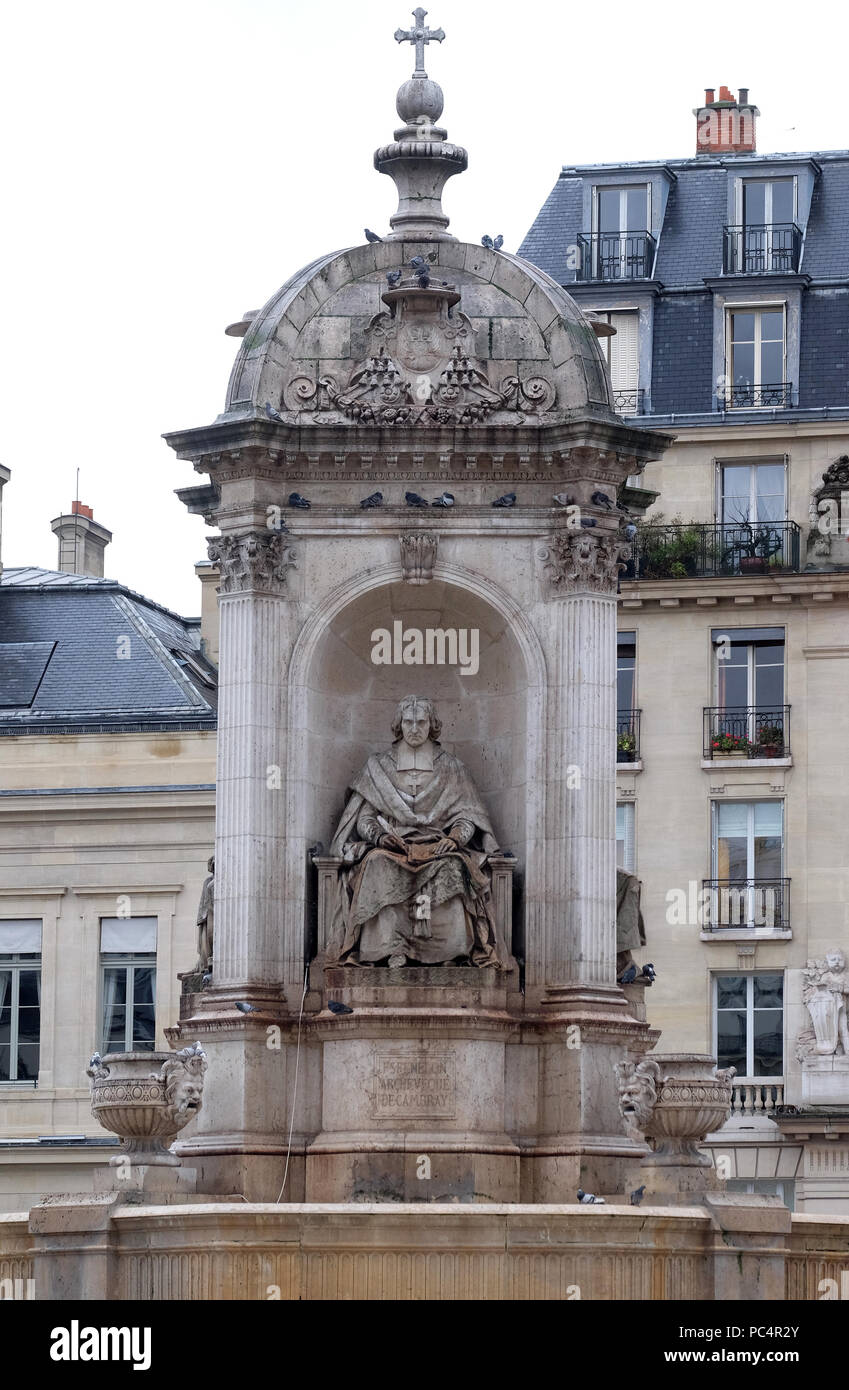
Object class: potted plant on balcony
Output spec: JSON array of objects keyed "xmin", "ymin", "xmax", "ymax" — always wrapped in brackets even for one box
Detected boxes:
[
  {"xmin": 636, "ymin": 514, "xmax": 706, "ymax": 579},
  {"xmin": 711, "ymin": 731, "xmax": 751, "ymax": 759},
  {"xmin": 722, "ymin": 517, "xmax": 783, "ymax": 575},
  {"xmin": 756, "ymin": 723, "xmax": 785, "ymax": 758},
  {"xmin": 617, "ymin": 730, "xmax": 637, "ymax": 762}
]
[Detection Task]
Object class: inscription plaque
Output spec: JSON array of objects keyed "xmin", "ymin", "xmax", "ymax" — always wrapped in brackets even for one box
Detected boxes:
[{"xmin": 371, "ymin": 1050, "xmax": 457, "ymax": 1119}]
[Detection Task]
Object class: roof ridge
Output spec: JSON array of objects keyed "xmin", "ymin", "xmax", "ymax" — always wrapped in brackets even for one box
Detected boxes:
[{"xmin": 1, "ymin": 566, "xmax": 199, "ymax": 629}]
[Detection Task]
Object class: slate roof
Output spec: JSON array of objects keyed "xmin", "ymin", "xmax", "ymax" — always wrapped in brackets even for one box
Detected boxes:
[
  {"xmin": 520, "ymin": 152, "xmax": 849, "ymax": 288},
  {"xmin": 0, "ymin": 569, "xmax": 217, "ymax": 734}
]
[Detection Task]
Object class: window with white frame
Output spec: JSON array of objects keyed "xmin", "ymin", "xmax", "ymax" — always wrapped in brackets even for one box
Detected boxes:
[
  {"xmin": 726, "ymin": 307, "xmax": 787, "ymax": 407},
  {"xmin": 0, "ymin": 920, "xmax": 42, "ymax": 1083},
  {"xmin": 590, "ymin": 185, "xmax": 652, "ymax": 280},
  {"xmin": 710, "ymin": 801, "xmax": 786, "ymax": 929},
  {"xmin": 718, "ymin": 460, "xmax": 787, "ymax": 526},
  {"xmin": 616, "ymin": 803, "xmax": 635, "ymax": 871},
  {"xmin": 714, "ymin": 972, "xmax": 784, "ymax": 1078},
  {"xmin": 596, "ymin": 311, "xmax": 639, "ymax": 410},
  {"xmin": 736, "ymin": 178, "xmax": 797, "ymax": 274},
  {"xmin": 100, "ymin": 917, "xmax": 157, "ymax": 1054}
]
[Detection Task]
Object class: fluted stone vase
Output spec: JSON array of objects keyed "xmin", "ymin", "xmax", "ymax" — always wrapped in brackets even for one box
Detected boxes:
[
  {"xmin": 641, "ymin": 1054, "xmax": 735, "ymax": 1166},
  {"xmin": 87, "ymin": 1047, "xmax": 207, "ymax": 1166}
]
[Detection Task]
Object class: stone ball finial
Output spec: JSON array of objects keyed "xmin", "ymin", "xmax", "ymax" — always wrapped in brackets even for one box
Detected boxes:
[{"xmin": 396, "ymin": 76, "xmax": 444, "ymax": 125}]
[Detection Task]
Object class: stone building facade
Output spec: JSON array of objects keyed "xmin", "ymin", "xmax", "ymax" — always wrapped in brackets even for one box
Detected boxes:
[{"xmin": 520, "ymin": 87, "xmax": 849, "ymax": 1211}]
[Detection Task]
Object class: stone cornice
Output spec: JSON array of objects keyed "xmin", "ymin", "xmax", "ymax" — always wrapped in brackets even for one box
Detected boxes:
[{"xmin": 620, "ymin": 574, "xmax": 849, "ymax": 609}]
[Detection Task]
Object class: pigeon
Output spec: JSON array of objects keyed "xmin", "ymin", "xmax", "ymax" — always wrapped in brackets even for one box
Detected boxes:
[
  {"xmin": 432, "ymin": 492, "xmax": 455, "ymax": 507},
  {"xmin": 360, "ymin": 491, "xmax": 384, "ymax": 509},
  {"xmin": 307, "ymin": 841, "xmax": 325, "ymax": 857},
  {"xmin": 89, "ymin": 1052, "xmax": 102, "ymax": 1070},
  {"xmin": 409, "ymin": 255, "xmax": 427, "ymax": 271},
  {"xmin": 553, "ymin": 493, "xmax": 577, "ymax": 507},
  {"xmin": 234, "ymin": 1001, "xmax": 257, "ymax": 1014},
  {"xmin": 618, "ymin": 963, "xmax": 638, "ymax": 985},
  {"xmin": 481, "ymin": 235, "xmax": 494, "ymax": 249},
  {"xmin": 202, "ymin": 973, "xmax": 212, "ymax": 986},
  {"xmin": 493, "ymin": 234, "xmax": 504, "ymax": 251},
  {"xmin": 405, "ymin": 491, "xmax": 429, "ymax": 508},
  {"xmin": 364, "ymin": 228, "xmax": 383, "ymax": 243},
  {"xmin": 288, "ymin": 492, "xmax": 311, "ymax": 510},
  {"xmin": 579, "ymin": 517, "xmax": 597, "ymax": 528},
  {"xmin": 386, "ymin": 269, "xmax": 402, "ymax": 286},
  {"xmin": 630, "ymin": 1185, "xmax": 646, "ymax": 1207},
  {"xmin": 591, "ymin": 490, "xmax": 614, "ymax": 510},
  {"xmin": 641, "ymin": 963, "xmax": 656, "ymax": 983},
  {"xmin": 327, "ymin": 999, "xmax": 354, "ymax": 1016},
  {"xmin": 417, "ymin": 271, "xmax": 431, "ymax": 288},
  {"xmin": 264, "ymin": 402, "xmax": 283, "ymax": 422},
  {"xmin": 577, "ymin": 1189, "xmax": 606, "ymax": 1205},
  {"xmin": 492, "ymin": 492, "xmax": 516, "ymax": 508}
]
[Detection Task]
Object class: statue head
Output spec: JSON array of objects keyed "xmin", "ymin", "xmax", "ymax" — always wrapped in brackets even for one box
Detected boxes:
[
  {"xmin": 207, "ymin": 855, "xmax": 215, "ymax": 874},
  {"xmin": 391, "ymin": 695, "xmax": 442, "ymax": 747},
  {"xmin": 825, "ymin": 950, "xmax": 845, "ymax": 972},
  {"xmin": 617, "ymin": 1057, "xmax": 661, "ymax": 1137},
  {"xmin": 160, "ymin": 1049, "xmax": 207, "ymax": 1123}
]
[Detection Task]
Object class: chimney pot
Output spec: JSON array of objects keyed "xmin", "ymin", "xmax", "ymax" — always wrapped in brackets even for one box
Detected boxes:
[
  {"xmin": 704, "ymin": 88, "xmax": 715, "ymax": 105},
  {"xmin": 51, "ymin": 503, "xmax": 112, "ymax": 578},
  {"xmin": 696, "ymin": 85, "xmax": 757, "ymax": 155},
  {"xmin": 738, "ymin": 87, "xmax": 749, "ymax": 106}
]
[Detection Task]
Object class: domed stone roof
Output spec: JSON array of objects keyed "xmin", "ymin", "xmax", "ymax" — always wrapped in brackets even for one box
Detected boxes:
[{"xmin": 222, "ymin": 242, "xmax": 615, "ymax": 431}]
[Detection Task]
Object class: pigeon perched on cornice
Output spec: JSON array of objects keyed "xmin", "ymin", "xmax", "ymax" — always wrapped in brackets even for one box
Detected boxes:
[
  {"xmin": 618, "ymin": 963, "xmax": 638, "ymax": 984},
  {"xmin": 264, "ymin": 402, "xmax": 283, "ymax": 422},
  {"xmin": 360, "ymin": 492, "xmax": 384, "ymax": 509},
  {"xmin": 577, "ymin": 1189, "xmax": 605, "ymax": 1204},
  {"xmin": 417, "ymin": 271, "xmax": 431, "ymax": 288},
  {"xmin": 641, "ymin": 963, "xmax": 656, "ymax": 983},
  {"xmin": 481, "ymin": 235, "xmax": 494, "ymax": 249},
  {"xmin": 234, "ymin": 1002, "xmax": 257, "ymax": 1014},
  {"xmin": 493, "ymin": 234, "xmax": 504, "ymax": 251},
  {"xmin": 492, "ymin": 492, "xmax": 516, "ymax": 508},
  {"xmin": 630, "ymin": 1185, "xmax": 646, "ymax": 1206},
  {"xmin": 432, "ymin": 492, "xmax": 455, "ymax": 507},
  {"xmin": 591, "ymin": 490, "xmax": 614, "ymax": 509},
  {"xmin": 405, "ymin": 491, "xmax": 429, "ymax": 508},
  {"xmin": 386, "ymin": 270, "xmax": 402, "ymax": 286},
  {"xmin": 327, "ymin": 1000, "xmax": 354, "ymax": 1016},
  {"xmin": 579, "ymin": 517, "xmax": 597, "ymax": 528},
  {"xmin": 365, "ymin": 228, "xmax": 383, "ymax": 243},
  {"xmin": 288, "ymin": 492, "xmax": 311, "ymax": 510}
]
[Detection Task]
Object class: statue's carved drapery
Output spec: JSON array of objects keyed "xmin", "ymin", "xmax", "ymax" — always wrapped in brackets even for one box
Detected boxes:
[{"xmin": 326, "ymin": 696, "xmax": 507, "ymax": 968}]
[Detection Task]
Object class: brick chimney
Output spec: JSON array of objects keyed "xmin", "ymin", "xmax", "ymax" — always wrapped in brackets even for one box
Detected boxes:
[
  {"xmin": 694, "ymin": 86, "xmax": 758, "ymax": 155},
  {"xmin": 50, "ymin": 500, "xmax": 112, "ymax": 578}
]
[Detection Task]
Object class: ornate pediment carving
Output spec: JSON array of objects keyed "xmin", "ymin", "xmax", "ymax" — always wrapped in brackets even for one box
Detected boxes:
[{"xmin": 280, "ymin": 278, "xmax": 556, "ymax": 427}]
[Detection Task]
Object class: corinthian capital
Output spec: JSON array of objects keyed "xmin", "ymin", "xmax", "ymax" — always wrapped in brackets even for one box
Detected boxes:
[
  {"xmin": 539, "ymin": 530, "xmax": 631, "ymax": 596},
  {"xmin": 207, "ymin": 530, "xmax": 296, "ymax": 595}
]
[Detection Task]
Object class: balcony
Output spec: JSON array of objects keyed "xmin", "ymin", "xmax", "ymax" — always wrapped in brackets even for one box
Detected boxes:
[
  {"xmin": 701, "ymin": 878, "xmax": 791, "ymax": 932},
  {"xmin": 576, "ymin": 231, "xmax": 656, "ymax": 282},
  {"xmin": 725, "ymin": 382, "xmax": 793, "ymax": 409},
  {"xmin": 703, "ymin": 705, "xmax": 790, "ymax": 760},
  {"xmin": 612, "ymin": 387, "xmax": 645, "ymax": 415},
  {"xmin": 723, "ymin": 223, "xmax": 802, "ymax": 275},
  {"xmin": 624, "ymin": 521, "xmax": 801, "ymax": 580},
  {"xmin": 729, "ymin": 1080, "xmax": 785, "ymax": 1119},
  {"xmin": 617, "ymin": 708, "xmax": 641, "ymax": 763}
]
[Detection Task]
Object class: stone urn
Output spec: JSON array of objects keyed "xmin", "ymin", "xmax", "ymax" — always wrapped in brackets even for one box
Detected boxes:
[
  {"xmin": 618, "ymin": 1053, "xmax": 735, "ymax": 1167},
  {"xmin": 87, "ymin": 1044, "xmax": 208, "ymax": 1166}
]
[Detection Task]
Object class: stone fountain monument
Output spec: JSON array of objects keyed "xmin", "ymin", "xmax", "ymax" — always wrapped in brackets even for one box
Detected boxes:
[
  {"xmin": 163, "ymin": 9, "xmax": 673, "ymax": 1206},
  {"xmin": 10, "ymin": 12, "xmax": 823, "ymax": 1304}
]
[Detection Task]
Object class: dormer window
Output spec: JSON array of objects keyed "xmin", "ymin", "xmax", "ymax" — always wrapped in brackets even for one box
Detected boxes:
[
  {"xmin": 724, "ymin": 178, "xmax": 801, "ymax": 274},
  {"xmin": 578, "ymin": 184, "xmax": 654, "ymax": 281},
  {"xmin": 725, "ymin": 306, "xmax": 789, "ymax": 407}
]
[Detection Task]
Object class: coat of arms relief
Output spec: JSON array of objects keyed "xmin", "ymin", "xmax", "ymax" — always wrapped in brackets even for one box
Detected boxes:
[{"xmin": 281, "ymin": 277, "xmax": 556, "ymax": 427}]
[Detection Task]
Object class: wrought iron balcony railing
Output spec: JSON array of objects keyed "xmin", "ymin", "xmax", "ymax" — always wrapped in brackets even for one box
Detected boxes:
[
  {"xmin": 617, "ymin": 708, "xmax": 641, "ymax": 762},
  {"xmin": 612, "ymin": 387, "xmax": 644, "ymax": 414},
  {"xmin": 701, "ymin": 879, "xmax": 790, "ymax": 932},
  {"xmin": 704, "ymin": 705, "xmax": 790, "ymax": 759},
  {"xmin": 723, "ymin": 223, "xmax": 802, "ymax": 275},
  {"xmin": 726, "ymin": 382, "xmax": 792, "ymax": 409},
  {"xmin": 622, "ymin": 521, "xmax": 801, "ymax": 581},
  {"xmin": 576, "ymin": 231, "xmax": 656, "ymax": 282}
]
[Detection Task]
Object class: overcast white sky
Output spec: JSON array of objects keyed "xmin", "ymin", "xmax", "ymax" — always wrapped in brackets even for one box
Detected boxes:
[{"xmin": 0, "ymin": 0, "xmax": 843, "ymax": 615}]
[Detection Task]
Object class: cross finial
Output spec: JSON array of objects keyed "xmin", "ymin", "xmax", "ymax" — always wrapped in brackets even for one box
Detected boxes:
[{"xmin": 394, "ymin": 8, "xmax": 445, "ymax": 78}]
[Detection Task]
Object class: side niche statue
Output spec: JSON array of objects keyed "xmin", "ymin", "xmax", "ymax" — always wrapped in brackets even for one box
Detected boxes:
[
  {"xmin": 798, "ymin": 951, "xmax": 849, "ymax": 1059},
  {"xmin": 327, "ymin": 695, "xmax": 504, "ymax": 968},
  {"xmin": 195, "ymin": 856, "xmax": 214, "ymax": 976}
]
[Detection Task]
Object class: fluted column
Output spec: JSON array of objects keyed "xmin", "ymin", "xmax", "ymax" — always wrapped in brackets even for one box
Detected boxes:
[
  {"xmin": 207, "ymin": 530, "xmax": 296, "ymax": 991},
  {"xmin": 535, "ymin": 529, "xmax": 629, "ymax": 998}
]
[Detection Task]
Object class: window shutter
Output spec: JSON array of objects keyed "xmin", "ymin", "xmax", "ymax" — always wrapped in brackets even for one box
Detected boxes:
[
  {"xmin": 609, "ymin": 312, "xmax": 639, "ymax": 392},
  {"xmin": 100, "ymin": 917, "xmax": 157, "ymax": 953},
  {"xmin": 0, "ymin": 920, "xmax": 42, "ymax": 953}
]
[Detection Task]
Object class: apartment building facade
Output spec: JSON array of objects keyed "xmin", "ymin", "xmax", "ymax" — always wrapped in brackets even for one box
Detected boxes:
[{"xmin": 521, "ymin": 88, "xmax": 849, "ymax": 1211}]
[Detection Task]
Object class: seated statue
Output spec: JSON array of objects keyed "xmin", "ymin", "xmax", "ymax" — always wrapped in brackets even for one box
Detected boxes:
[{"xmin": 327, "ymin": 695, "xmax": 504, "ymax": 968}]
